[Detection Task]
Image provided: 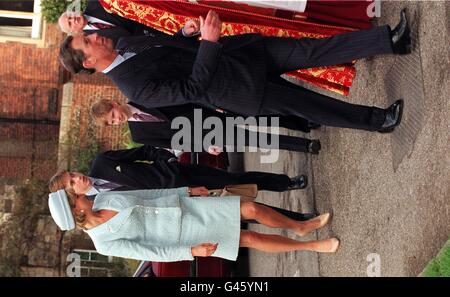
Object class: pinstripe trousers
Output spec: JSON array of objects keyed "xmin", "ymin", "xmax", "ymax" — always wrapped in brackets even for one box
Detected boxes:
[{"xmin": 259, "ymin": 26, "xmax": 393, "ymax": 131}]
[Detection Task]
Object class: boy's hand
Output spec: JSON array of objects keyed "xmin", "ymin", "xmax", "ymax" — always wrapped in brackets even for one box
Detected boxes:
[
  {"xmin": 189, "ymin": 186, "xmax": 209, "ymax": 196},
  {"xmin": 207, "ymin": 145, "xmax": 223, "ymax": 156}
]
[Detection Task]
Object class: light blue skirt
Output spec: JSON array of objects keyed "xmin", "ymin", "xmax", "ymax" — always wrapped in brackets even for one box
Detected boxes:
[{"xmin": 178, "ymin": 196, "xmax": 241, "ymax": 261}]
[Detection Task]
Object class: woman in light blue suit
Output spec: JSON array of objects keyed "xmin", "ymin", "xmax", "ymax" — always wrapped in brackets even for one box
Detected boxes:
[{"xmin": 49, "ymin": 187, "xmax": 339, "ymax": 262}]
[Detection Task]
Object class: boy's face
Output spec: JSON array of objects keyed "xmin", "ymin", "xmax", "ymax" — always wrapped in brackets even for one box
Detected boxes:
[
  {"xmin": 62, "ymin": 172, "xmax": 92, "ymax": 194},
  {"xmin": 105, "ymin": 104, "xmax": 128, "ymax": 125}
]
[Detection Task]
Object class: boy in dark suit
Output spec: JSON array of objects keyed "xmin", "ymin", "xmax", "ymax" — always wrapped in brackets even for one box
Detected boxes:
[{"xmin": 91, "ymin": 99, "xmax": 322, "ymax": 154}]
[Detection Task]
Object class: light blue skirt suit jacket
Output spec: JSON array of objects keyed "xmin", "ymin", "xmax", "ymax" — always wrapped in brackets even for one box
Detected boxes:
[{"xmin": 85, "ymin": 187, "xmax": 241, "ymax": 262}]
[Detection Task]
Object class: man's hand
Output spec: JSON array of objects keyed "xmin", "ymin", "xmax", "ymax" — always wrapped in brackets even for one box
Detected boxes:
[
  {"xmin": 191, "ymin": 243, "xmax": 218, "ymax": 257},
  {"xmin": 189, "ymin": 186, "xmax": 209, "ymax": 196},
  {"xmin": 199, "ymin": 10, "xmax": 222, "ymax": 42},
  {"xmin": 208, "ymin": 145, "xmax": 223, "ymax": 156},
  {"xmin": 183, "ymin": 19, "xmax": 200, "ymax": 36}
]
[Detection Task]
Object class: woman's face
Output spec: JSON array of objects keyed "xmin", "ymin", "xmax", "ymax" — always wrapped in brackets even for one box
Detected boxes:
[{"xmin": 74, "ymin": 194, "xmax": 93, "ymax": 215}]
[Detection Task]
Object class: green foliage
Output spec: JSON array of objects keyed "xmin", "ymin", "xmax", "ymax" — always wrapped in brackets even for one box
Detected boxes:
[
  {"xmin": 64, "ymin": 108, "xmax": 101, "ymax": 174},
  {"xmin": 40, "ymin": 0, "xmax": 87, "ymax": 23},
  {"xmin": 0, "ymin": 256, "xmax": 22, "ymax": 277},
  {"xmin": 0, "ymin": 180, "xmax": 49, "ymax": 276},
  {"xmin": 75, "ymin": 141, "xmax": 100, "ymax": 175},
  {"xmin": 439, "ymin": 247, "xmax": 450, "ymax": 276},
  {"xmin": 424, "ymin": 258, "xmax": 441, "ymax": 277},
  {"xmin": 424, "ymin": 244, "xmax": 450, "ymax": 277},
  {"xmin": 122, "ymin": 126, "xmax": 143, "ymax": 149},
  {"xmin": 108, "ymin": 258, "xmax": 136, "ymax": 277}
]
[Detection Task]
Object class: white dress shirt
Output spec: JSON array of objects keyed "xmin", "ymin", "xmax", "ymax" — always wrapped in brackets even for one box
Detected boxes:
[
  {"xmin": 86, "ymin": 177, "xmax": 115, "ymax": 196},
  {"xmin": 83, "ymin": 15, "xmax": 115, "ymax": 31},
  {"xmin": 102, "ymin": 52, "xmax": 136, "ymax": 74}
]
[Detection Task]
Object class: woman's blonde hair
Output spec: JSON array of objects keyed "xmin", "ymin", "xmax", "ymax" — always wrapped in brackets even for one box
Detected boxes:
[
  {"xmin": 66, "ymin": 190, "xmax": 88, "ymax": 229},
  {"xmin": 91, "ymin": 99, "xmax": 115, "ymax": 126}
]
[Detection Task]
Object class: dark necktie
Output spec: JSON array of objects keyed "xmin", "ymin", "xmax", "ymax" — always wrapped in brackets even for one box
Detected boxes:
[
  {"xmin": 132, "ymin": 112, "xmax": 165, "ymax": 122},
  {"xmin": 88, "ymin": 21, "xmax": 114, "ymax": 30}
]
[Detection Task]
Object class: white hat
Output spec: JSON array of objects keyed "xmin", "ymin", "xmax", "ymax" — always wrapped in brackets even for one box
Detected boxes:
[{"xmin": 48, "ymin": 190, "xmax": 76, "ymax": 231}]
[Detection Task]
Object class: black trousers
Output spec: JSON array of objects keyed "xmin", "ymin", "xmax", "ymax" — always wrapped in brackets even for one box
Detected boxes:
[
  {"xmin": 178, "ymin": 123, "xmax": 313, "ymax": 153},
  {"xmin": 226, "ymin": 126, "xmax": 312, "ymax": 153},
  {"xmin": 258, "ymin": 114, "xmax": 313, "ymax": 133},
  {"xmin": 175, "ymin": 162, "xmax": 292, "ymax": 192},
  {"xmin": 252, "ymin": 203, "xmax": 317, "ymax": 222},
  {"xmin": 258, "ymin": 26, "xmax": 393, "ymax": 131}
]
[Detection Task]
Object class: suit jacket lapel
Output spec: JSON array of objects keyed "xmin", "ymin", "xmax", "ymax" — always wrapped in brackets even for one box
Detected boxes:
[
  {"xmin": 116, "ymin": 34, "xmax": 199, "ymax": 54},
  {"xmin": 85, "ymin": 0, "xmax": 120, "ymax": 27},
  {"xmin": 85, "ymin": 27, "xmax": 131, "ymax": 46},
  {"xmin": 128, "ymin": 121, "xmax": 173, "ymax": 148}
]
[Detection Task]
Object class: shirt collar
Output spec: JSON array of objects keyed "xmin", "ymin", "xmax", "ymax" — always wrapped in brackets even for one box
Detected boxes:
[
  {"xmin": 85, "ymin": 185, "xmax": 99, "ymax": 197},
  {"xmin": 86, "ymin": 177, "xmax": 111, "ymax": 196},
  {"xmin": 127, "ymin": 104, "xmax": 143, "ymax": 120},
  {"xmin": 83, "ymin": 15, "xmax": 114, "ymax": 30},
  {"xmin": 102, "ymin": 52, "xmax": 136, "ymax": 74}
]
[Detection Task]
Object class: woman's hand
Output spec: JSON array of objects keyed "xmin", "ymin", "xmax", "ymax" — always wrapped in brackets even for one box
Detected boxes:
[
  {"xmin": 189, "ymin": 186, "xmax": 209, "ymax": 196},
  {"xmin": 191, "ymin": 243, "xmax": 218, "ymax": 257}
]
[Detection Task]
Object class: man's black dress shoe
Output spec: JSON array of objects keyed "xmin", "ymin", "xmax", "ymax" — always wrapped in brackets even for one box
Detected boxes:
[
  {"xmin": 391, "ymin": 8, "xmax": 412, "ymax": 55},
  {"xmin": 307, "ymin": 139, "xmax": 321, "ymax": 154},
  {"xmin": 287, "ymin": 175, "xmax": 308, "ymax": 190},
  {"xmin": 378, "ymin": 99, "xmax": 404, "ymax": 133}
]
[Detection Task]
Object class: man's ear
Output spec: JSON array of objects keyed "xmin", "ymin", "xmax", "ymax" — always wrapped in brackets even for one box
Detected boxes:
[{"xmin": 83, "ymin": 57, "xmax": 96, "ymax": 69}]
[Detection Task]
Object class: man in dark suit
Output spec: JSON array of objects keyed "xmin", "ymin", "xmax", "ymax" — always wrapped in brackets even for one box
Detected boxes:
[
  {"xmin": 58, "ymin": 0, "xmax": 200, "ymax": 42},
  {"xmin": 91, "ymin": 99, "xmax": 322, "ymax": 154},
  {"xmin": 48, "ymin": 145, "xmax": 314, "ymax": 221},
  {"xmin": 60, "ymin": 9, "xmax": 411, "ymax": 133}
]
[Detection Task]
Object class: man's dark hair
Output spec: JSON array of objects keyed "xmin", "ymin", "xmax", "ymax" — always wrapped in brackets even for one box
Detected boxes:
[{"xmin": 59, "ymin": 35, "xmax": 95, "ymax": 75}]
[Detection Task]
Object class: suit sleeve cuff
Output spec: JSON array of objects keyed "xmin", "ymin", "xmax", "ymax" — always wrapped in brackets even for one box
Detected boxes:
[{"xmin": 198, "ymin": 40, "xmax": 223, "ymax": 62}]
